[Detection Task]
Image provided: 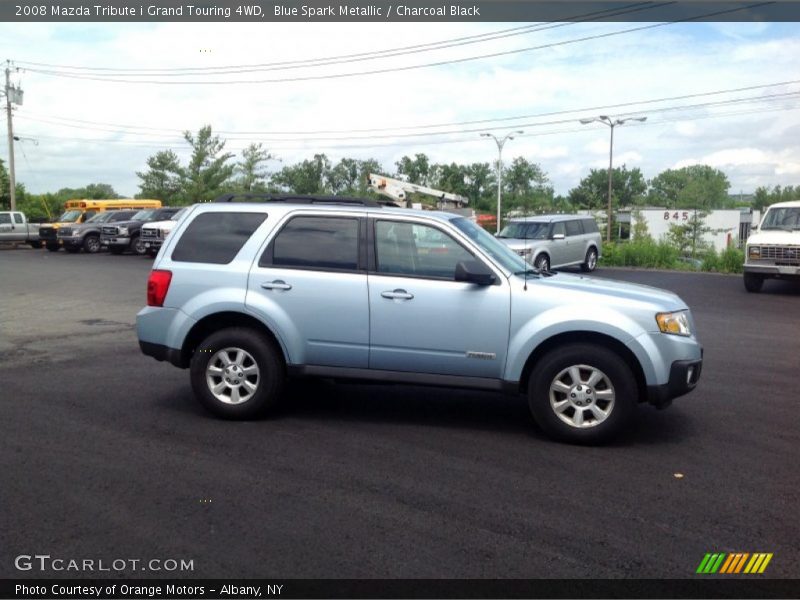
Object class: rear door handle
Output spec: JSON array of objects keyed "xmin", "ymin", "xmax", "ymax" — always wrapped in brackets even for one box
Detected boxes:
[
  {"xmin": 381, "ymin": 289, "xmax": 414, "ymax": 300},
  {"xmin": 261, "ymin": 280, "xmax": 292, "ymax": 291}
]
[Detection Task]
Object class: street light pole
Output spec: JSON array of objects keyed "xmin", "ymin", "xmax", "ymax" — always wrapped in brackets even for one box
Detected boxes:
[
  {"xmin": 481, "ymin": 130, "xmax": 523, "ymax": 234},
  {"xmin": 579, "ymin": 115, "xmax": 646, "ymax": 242}
]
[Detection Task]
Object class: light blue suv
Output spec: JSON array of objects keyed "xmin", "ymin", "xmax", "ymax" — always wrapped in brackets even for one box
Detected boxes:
[{"xmin": 137, "ymin": 195, "xmax": 703, "ymax": 444}]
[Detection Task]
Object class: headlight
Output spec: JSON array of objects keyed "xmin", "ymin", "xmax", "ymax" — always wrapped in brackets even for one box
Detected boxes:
[
  {"xmin": 748, "ymin": 246, "xmax": 761, "ymax": 259},
  {"xmin": 656, "ymin": 311, "xmax": 692, "ymax": 337},
  {"xmin": 118, "ymin": 227, "xmax": 128, "ymax": 235}
]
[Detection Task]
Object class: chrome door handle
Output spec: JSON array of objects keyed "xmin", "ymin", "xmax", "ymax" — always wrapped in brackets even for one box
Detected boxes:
[
  {"xmin": 261, "ymin": 280, "xmax": 292, "ymax": 291},
  {"xmin": 381, "ymin": 289, "xmax": 414, "ymax": 300}
]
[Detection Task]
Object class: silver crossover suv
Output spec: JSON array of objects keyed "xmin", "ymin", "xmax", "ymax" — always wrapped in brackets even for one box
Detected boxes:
[
  {"xmin": 497, "ymin": 215, "xmax": 602, "ymax": 272},
  {"xmin": 137, "ymin": 195, "xmax": 702, "ymax": 444}
]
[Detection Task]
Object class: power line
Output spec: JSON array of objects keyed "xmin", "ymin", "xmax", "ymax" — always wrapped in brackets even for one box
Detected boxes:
[
  {"xmin": 18, "ymin": 102, "xmax": 800, "ymax": 153},
  {"xmin": 18, "ymin": 77, "xmax": 800, "ymax": 135},
  {"xmin": 16, "ymin": 90, "xmax": 800, "ymax": 143},
  {"xmin": 21, "ymin": 2, "xmax": 770, "ymax": 85},
  {"xmin": 13, "ymin": 3, "xmax": 663, "ymax": 76}
]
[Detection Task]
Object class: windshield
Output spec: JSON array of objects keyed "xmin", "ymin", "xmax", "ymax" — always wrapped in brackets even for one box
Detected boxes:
[
  {"xmin": 451, "ymin": 217, "xmax": 528, "ymax": 274},
  {"xmin": 761, "ymin": 207, "xmax": 800, "ymax": 230},
  {"xmin": 171, "ymin": 208, "xmax": 187, "ymax": 221},
  {"xmin": 56, "ymin": 210, "xmax": 82, "ymax": 223},
  {"xmin": 85, "ymin": 212, "xmax": 115, "ymax": 223},
  {"xmin": 497, "ymin": 221, "xmax": 550, "ymax": 240},
  {"xmin": 132, "ymin": 209, "xmax": 155, "ymax": 221}
]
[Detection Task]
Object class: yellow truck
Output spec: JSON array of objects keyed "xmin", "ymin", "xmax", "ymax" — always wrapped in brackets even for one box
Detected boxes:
[{"xmin": 38, "ymin": 199, "xmax": 161, "ymax": 252}]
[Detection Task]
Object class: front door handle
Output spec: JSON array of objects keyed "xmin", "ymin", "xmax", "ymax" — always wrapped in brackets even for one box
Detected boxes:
[
  {"xmin": 261, "ymin": 280, "xmax": 292, "ymax": 291},
  {"xmin": 381, "ymin": 289, "xmax": 414, "ymax": 300}
]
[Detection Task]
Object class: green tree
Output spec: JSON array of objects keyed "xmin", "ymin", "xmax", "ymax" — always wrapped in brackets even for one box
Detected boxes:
[
  {"xmin": 648, "ymin": 165, "xmax": 730, "ymax": 209},
  {"xmin": 180, "ymin": 125, "xmax": 235, "ymax": 202},
  {"xmin": 463, "ymin": 162, "xmax": 495, "ymax": 211},
  {"xmin": 752, "ymin": 185, "xmax": 800, "ymax": 211},
  {"xmin": 501, "ymin": 157, "xmax": 553, "ymax": 212},
  {"xmin": 136, "ymin": 150, "xmax": 183, "ymax": 202},
  {"xmin": 272, "ymin": 153, "xmax": 332, "ymax": 194},
  {"xmin": 327, "ymin": 157, "xmax": 383, "ymax": 195},
  {"xmin": 667, "ymin": 210, "xmax": 712, "ymax": 258},
  {"xmin": 236, "ymin": 143, "xmax": 275, "ymax": 193},
  {"xmin": 395, "ymin": 153, "xmax": 431, "ymax": 185},
  {"xmin": 568, "ymin": 165, "xmax": 647, "ymax": 209}
]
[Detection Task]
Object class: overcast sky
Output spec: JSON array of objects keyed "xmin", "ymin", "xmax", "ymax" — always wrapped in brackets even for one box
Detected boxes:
[{"xmin": 0, "ymin": 18, "xmax": 798, "ymax": 197}]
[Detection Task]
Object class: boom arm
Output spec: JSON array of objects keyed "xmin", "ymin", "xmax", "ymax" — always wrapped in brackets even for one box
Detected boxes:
[{"xmin": 367, "ymin": 174, "xmax": 468, "ymax": 208}]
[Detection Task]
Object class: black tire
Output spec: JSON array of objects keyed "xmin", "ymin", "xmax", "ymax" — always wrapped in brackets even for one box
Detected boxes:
[
  {"xmin": 146, "ymin": 248, "xmax": 157, "ymax": 257},
  {"xmin": 83, "ymin": 234, "xmax": 101, "ymax": 254},
  {"xmin": 581, "ymin": 247, "xmax": 598, "ymax": 272},
  {"xmin": 534, "ymin": 253, "xmax": 550, "ymax": 271},
  {"xmin": 527, "ymin": 343, "xmax": 637, "ymax": 444},
  {"xmin": 131, "ymin": 234, "xmax": 146, "ymax": 256},
  {"xmin": 45, "ymin": 243, "xmax": 60, "ymax": 252},
  {"xmin": 743, "ymin": 273, "xmax": 764, "ymax": 293},
  {"xmin": 29, "ymin": 240, "xmax": 43, "ymax": 249},
  {"xmin": 190, "ymin": 327, "xmax": 285, "ymax": 419},
  {"xmin": 109, "ymin": 246, "xmax": 125, "ymax": 255}
]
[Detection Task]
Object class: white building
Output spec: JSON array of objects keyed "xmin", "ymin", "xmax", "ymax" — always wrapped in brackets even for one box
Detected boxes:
[{"xmin": 613, "ymin": 208, "xmax": 761, "ymax": 250}]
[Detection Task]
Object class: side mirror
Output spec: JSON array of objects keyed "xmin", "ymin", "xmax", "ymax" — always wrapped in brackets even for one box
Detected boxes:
[
  {"xmin": 751, "ymin": 224, "xmax": 759, "ymax": 232},
  {"xmin": 552, "ymin": 233, "xmax": 565, "ymax": 240},
  {"xmin": 455, "ymin": 260, "xmax": 497, "ymax": 286}
]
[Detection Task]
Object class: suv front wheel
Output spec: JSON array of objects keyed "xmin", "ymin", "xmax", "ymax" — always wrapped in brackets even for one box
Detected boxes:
[
  {"xmin": 190, "ymin": 327, "xmax": 285, "ymax": 419},
  {"xmin": 528, "ymin": 343, "xmax": 636, "ymax": 444}
]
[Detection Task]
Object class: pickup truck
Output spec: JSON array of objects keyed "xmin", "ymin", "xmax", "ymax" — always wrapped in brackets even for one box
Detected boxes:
[
  {"xmin": 743, "ymin": 200, "xmax": 800, "ymax": 292},
  {"xmin": 0, "ymin": 211, "xmax": 43, "ymax": 248},
  {"xmin": 140, "ymin": 208, "xmax": 187, "ymax": 256}
]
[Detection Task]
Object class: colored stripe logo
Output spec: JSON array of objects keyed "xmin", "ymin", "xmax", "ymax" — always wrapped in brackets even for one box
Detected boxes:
[{"xmin": 696, "ymin": 553, "xmax": 773, "ymax": 574}]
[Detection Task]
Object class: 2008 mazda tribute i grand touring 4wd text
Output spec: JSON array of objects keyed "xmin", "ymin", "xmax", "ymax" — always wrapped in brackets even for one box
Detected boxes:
[{"xmin": 137, "ymin": 195, "xmax": 703, "ymax": 444}]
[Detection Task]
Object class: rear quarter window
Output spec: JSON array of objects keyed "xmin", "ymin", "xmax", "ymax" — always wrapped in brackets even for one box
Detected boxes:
[
  {"xmin": 583, "ymin": 219, "xmax": 600, "ymax": 234},
  {"xmin": 565, "ymin": 220, "xmax": 583, "ymax": 236},
  {"xmin": 172, "ymin": 212, "xmax": 267, "ymax": 264}
]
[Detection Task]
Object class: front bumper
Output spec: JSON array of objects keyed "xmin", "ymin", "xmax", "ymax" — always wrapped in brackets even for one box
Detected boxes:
[
  {"xmin": 143, "ymin": 240, "xmax": 163, "ymax": 250},
  {"xmin": 646, "ymin": 353, "xmax": 703, "ymax": 408},
  {"xmin": 101, "ymin": 235, "xmax": 131, "ymax": 246},
  {"xmin": 743, "ymin": 263, "xmax": 800, "ymax": 278}
]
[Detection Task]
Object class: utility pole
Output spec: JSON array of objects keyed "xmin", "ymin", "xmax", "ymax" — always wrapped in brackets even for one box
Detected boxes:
[{"xmin": 4, "ymin": 60, "xmax": 19, "ymax": 212}]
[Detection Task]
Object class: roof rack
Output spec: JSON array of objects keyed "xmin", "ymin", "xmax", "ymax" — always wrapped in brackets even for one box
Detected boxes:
[{"xmin": 212, "ymin": 193, "xmax": 385, "ymax": 207}]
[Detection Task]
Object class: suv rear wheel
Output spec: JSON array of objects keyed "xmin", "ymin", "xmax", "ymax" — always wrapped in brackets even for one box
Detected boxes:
[
  {"xmin": 528, "ymin": 343, "xmax": 636, "ymax": 444},
  {"xmin": 581, "ymin": 247, "xmax": 598, "ymax": 272},
  {"xmin": 190, "ymin": 327, "xmax": 285, "ymax": 419}
]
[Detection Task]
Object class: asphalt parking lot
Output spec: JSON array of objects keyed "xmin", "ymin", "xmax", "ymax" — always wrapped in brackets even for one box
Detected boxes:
[{"xmin": 1, "ymin": 247, "xmax": 798, "ymax": 580}]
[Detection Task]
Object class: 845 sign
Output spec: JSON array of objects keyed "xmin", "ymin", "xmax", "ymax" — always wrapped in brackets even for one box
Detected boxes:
[{"xmin": 665, "ymin": 211, "xmax": 691, "ymax": 221}]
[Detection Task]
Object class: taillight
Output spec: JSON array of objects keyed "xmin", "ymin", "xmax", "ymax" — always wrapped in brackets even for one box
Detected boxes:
[{"xmin": 147, "ymin": 270, "xmax": 172, "ymax": 307}]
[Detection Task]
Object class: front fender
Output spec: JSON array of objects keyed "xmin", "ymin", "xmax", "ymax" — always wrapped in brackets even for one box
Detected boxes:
[{"xmin": 504, "ymin": 305, "xmax": 659, "ymax": 385}]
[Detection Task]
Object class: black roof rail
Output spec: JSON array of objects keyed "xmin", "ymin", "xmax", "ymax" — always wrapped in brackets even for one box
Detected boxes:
[{"xmin": 212, "ymin": 193, "xmax": 384, "ymax": 207}]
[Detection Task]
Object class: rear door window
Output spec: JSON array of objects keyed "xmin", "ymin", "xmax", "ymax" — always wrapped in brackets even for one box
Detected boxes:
[
  {"xmin": 13, "ymin": 213, "xmax": 24, "ymax": 224},
  {"xmin": 172, "ymin": 212, "xmax": 267, "ymax": 264},
  {"xmin": 261, "ymin": 216, "xmax": 359, "ymax": 271}
]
